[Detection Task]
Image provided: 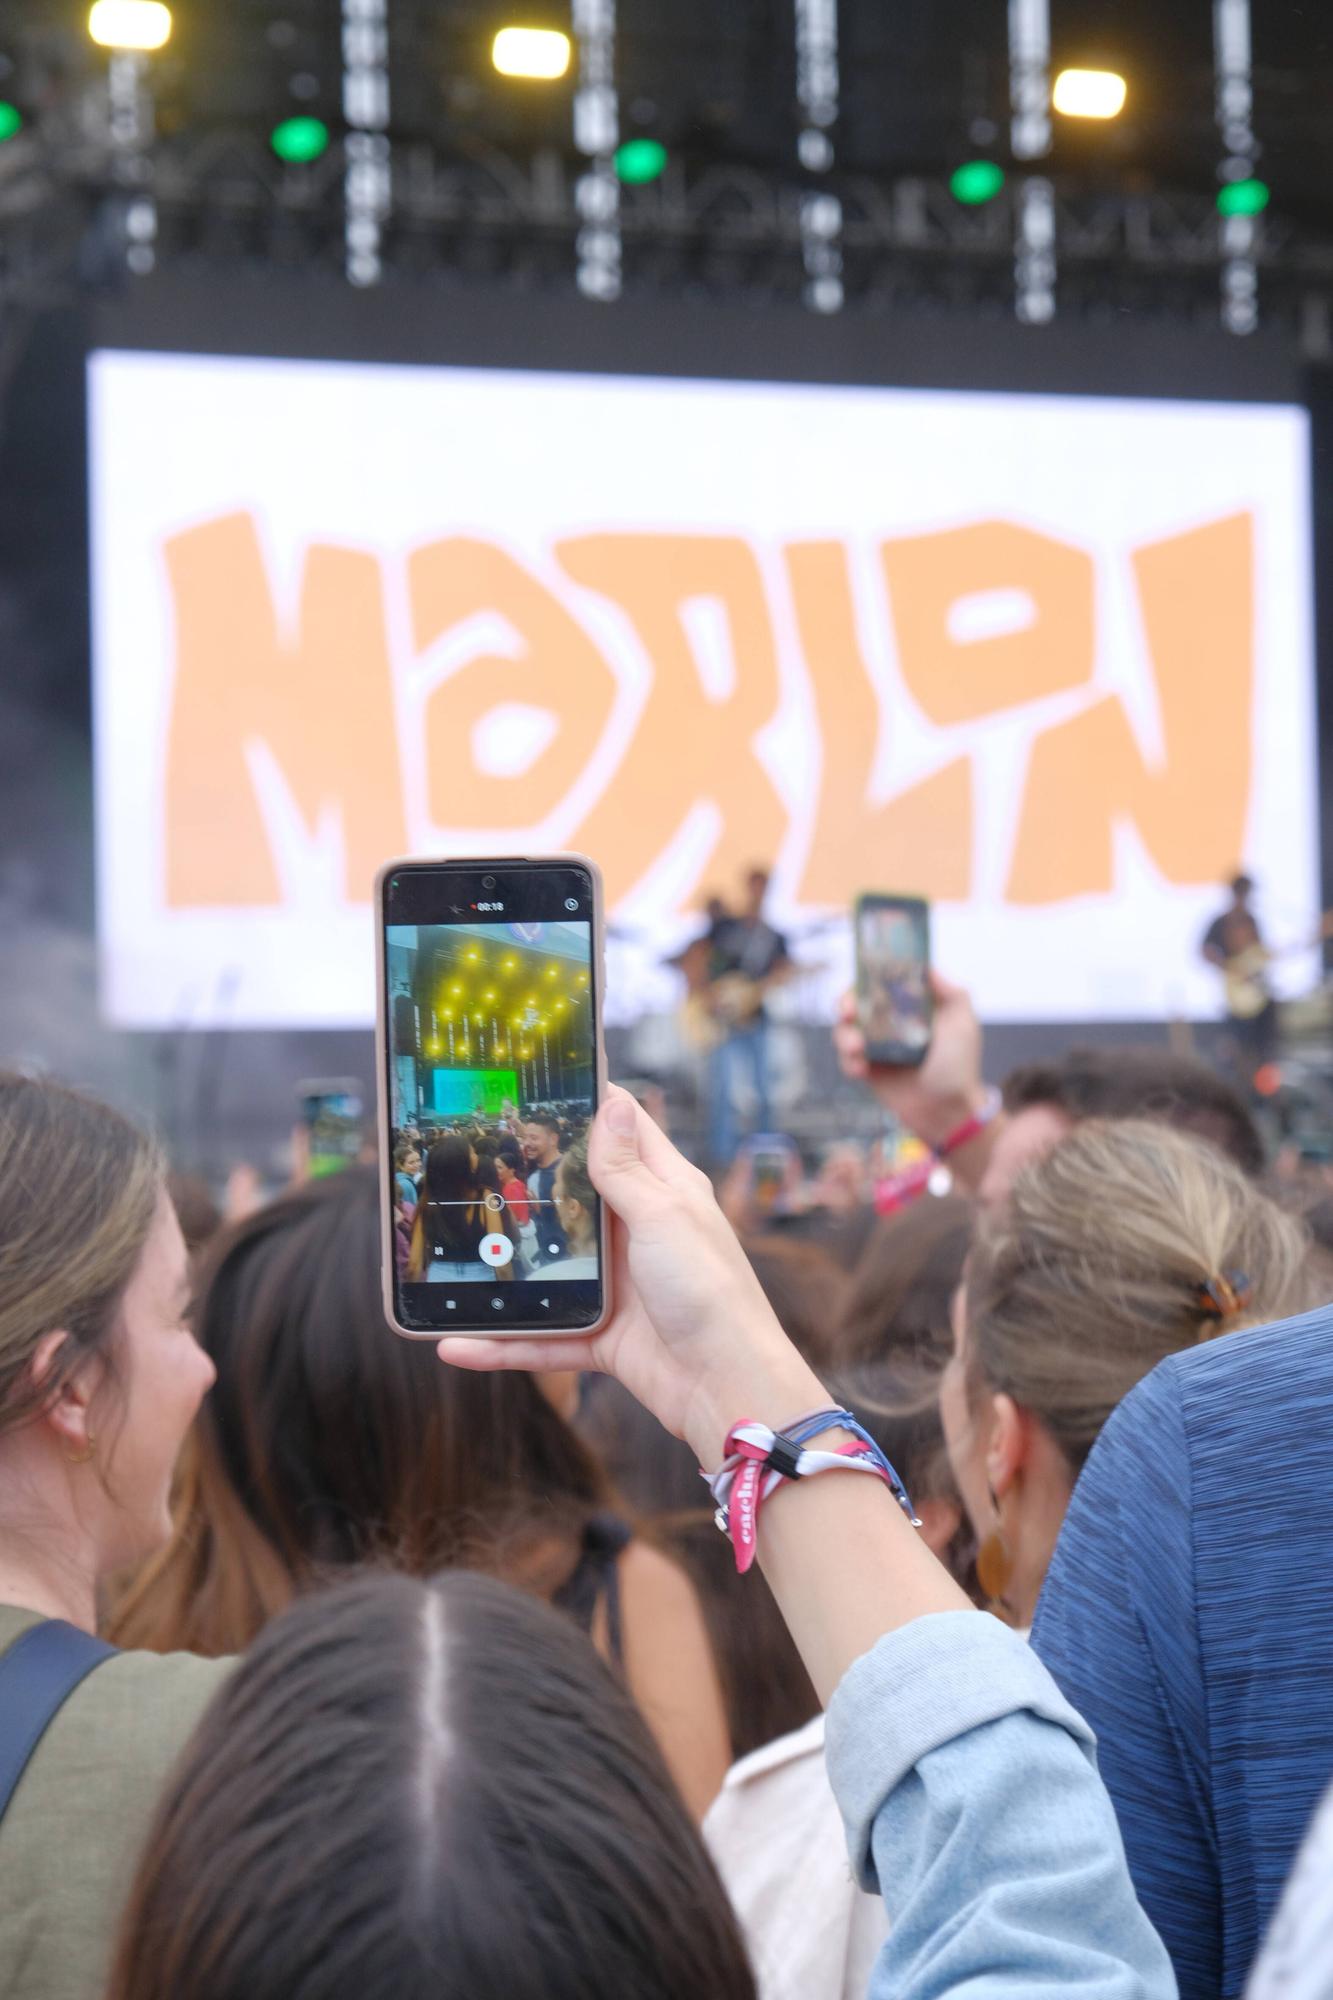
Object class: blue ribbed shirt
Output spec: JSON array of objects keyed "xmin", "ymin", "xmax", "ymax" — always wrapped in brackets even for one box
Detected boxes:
[{"xmin": 1032, "ymin": 1304, "xmax": 1333, "ymax": 2000}]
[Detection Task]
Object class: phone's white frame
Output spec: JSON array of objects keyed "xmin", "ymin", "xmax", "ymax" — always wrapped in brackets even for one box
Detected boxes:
[{"xmin": 375, "ymin": 853, "xmax": 612, "ymax": 1341}]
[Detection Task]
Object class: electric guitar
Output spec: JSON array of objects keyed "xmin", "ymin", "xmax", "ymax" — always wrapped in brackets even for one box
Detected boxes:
[{"xmin": 1221, "ymin": 915, "xmax": 1333, "ymax": 1020}]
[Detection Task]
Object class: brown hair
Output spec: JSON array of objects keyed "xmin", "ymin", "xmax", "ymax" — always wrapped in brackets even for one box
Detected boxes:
[
  {"xmin": 825, "ymin": 1194, "xmax": 979, "ymax": 1596},
  {"xmin": 107, "ymin": 1571, "xmax": 756, "ymax": 2000},
  {"xmin": 0, "ymin": 1072, "xmax": 161, "ymax": 1440},
  {"xmin": 1003, "ymin": 1046, "xmax": 1264, "ymax": 1177},
  {"xmin": 111, "ymin": 1167, "xmax": 612, "ymax": 1655},
  {"xmin": 966, "ymin": 1117, "xmax": 1318, "ymax": 1474}
]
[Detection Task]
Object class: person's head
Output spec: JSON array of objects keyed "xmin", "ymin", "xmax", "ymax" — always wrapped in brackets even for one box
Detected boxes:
[
  {"xmin": 553, "ymin": 1136, "xmax": 597, "ymax": 1257},
  {"xmin": 110, "ymin": 1168, "xmax": 609, "ymax": 1656},
  {"xmin": 942, "ymin": 1118, "xmax": 1315, "ymax": 1626},
  {"xmin": 1231, "ymin": 871, "xmax": 1255, "ymax": 909},
  {"xmin": 165, "ymin": 1170, "xmax": 223, "ymax": 1259},
  {"xmin": 0, "ymin": 1074, "xmax": 215, "ymax": 1585},
  {"xmin": 825, "ymin": 1194, "xmax": 977, "ymax": 1589},
  {"xmin": 423, "ymin": 1134, "xmax": 478, "ymax": 1204},
  {"xmin": 495, "ymin": 1137, "xmax": 525, "ymax": 1188},
  {"xmin": 108, "ymin": 1571, "xmax": 755, "ymax": 2000},
  {"xmin": 522, "ymin": 1113, "xmax": 562, "ymax": 1170},
  {"xmin": 704, "ymin": 894, "xmax": 729, "ymax": 925},
  {"xmin": 742, "ymin": 867, "xmax": 769, "ymax": 920},
  {"xmin": 982, "ymin": 1045, "xmax": 1264, "ymax": 1208},
  {"xmin": 393, "ymin": 1139, "xmax": 422, "ymax": 1180}
]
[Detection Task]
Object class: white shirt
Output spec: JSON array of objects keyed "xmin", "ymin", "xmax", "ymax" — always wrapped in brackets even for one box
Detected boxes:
[
  {"xmin": 704, "ymin": 1712, "xmax": 887, "ymax": 2000},
  {"xmin": 1248, "ymin": 1777, "xmax": 1333, "ymax": 1999}
]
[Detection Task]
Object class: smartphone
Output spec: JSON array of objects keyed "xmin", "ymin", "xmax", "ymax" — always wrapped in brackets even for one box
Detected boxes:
[
  {"xmin": 376, "ymin": 854, "xmax": 610, "ymax": 1340},
  {"xmin": 854, "ymin": 893, "xmax": 932, "ymax": 1067},
  {"xmin": 737, "ymin": 1131, "xmax": 801, "ymax": 1213},
  {"xmin": 296, "ymin": 1079, "xmax": 364, "ymax": 1179}
]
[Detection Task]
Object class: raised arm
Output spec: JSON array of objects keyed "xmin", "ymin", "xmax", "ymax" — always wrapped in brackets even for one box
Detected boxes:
[{"xmin": 439, "ymin": 1090, "xmax": 1176, "ymax": 1999}]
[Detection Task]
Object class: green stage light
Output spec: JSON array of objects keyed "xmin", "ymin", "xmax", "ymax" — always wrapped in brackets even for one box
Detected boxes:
[
  {"xmin": 1217, "ymin": 177, "xmax": 1269, "ymax": 218},
  {"xmin": 950, "ymin": 160, "xmax": 1005, "ymax": 206},
  {"xmin": 615, "ymin": 137, "xmax": 668, "ymax": 185},
  {"xmin": 0, "ymin": 103, "xmax": 22, "ymax": 143},
  {"xmin": 271, "ymin": 115, "xmax": 330, "ymax": 165}
]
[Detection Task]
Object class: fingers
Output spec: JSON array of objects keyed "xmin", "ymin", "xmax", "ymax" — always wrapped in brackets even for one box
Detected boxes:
[
  {"xmin": 438, "ymin": 1334, "xmax": 600, "ymax": 1373},
  {"xmin": 928, "ymin": 968, "xmax": 969, "ymax": 1009},
  {"xmin": 588, "ymin": 1087, "xmax": 709, "ymax": 1224},
  {"xmin": 833, "ymin": 994, "xmax": 870, "ymax": 1081}
]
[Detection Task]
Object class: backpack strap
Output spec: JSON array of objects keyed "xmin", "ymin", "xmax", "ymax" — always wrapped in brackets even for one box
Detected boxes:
[{"xmin": 0, "ymin": 1620, "xmax": 116, "ymax": 1822}]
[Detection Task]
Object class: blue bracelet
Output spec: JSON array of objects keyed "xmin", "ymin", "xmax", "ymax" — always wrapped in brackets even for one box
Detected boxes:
[{"xmin": 769, "ymin": 1406, "xmax": 921, "ymax": 1528}]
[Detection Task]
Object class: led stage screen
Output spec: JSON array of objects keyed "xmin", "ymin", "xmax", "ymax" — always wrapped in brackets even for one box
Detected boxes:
[{"xmin": 89, "ymin": 350, "xmax": 1316, "ymax": 1027}]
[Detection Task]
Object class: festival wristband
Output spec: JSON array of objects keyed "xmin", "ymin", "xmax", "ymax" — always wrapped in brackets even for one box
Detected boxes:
[
  {"xmin": 936, "ymin": 1086, "xmax": 1002, "ymax": 1159},
  {"xmin": 703, "ymin": 1407, "xmax": 920, "ymax": 1573}
]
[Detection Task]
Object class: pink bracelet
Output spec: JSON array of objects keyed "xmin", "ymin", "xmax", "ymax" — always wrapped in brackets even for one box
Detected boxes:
[{"xmin": 937, "ymin": 1087, "xmax": 1002, "ymax": 1159}]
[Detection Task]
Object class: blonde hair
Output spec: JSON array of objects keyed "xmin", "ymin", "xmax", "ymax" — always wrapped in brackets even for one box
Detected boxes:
[
  {"xmin": 966, "ymin": 1117, "xmax": 1317, "ymax": 1474},
  {"xmin": 0, "ymin": 1072, "xmax": 162, "ymax": 1438}
]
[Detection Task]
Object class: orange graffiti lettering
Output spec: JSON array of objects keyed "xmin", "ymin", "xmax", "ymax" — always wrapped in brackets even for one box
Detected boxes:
[
  {"xmin": 163, "ymin": 511, "xmax": 406, "ymax": 907},
  {"xmin": 785, "ymin": 540, "xmax": 973, "ymax": 902},
  {"xmin": 555, "ymin": 533, "xmax": 787, "ymax": 906},
  {"xmin": 1006, "ymin": 514, "xmax": 1253, "ymax": 902},
  {"xmin": 409, "ymin": 538, "xmax": 616, "ymax": 829},
  {"xmin": 883, "ymin": 520, "xmax": 1095, "ymax": 726}
]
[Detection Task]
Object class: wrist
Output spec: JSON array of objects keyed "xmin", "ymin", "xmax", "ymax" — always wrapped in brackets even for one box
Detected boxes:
[
  {"xmin": 684, "ymin": 1352, "xmax": 829, "ymax": 1469},
  {"xmin": 911, "ymin": 1083, "xmax": 993, "ymax": 1154}
]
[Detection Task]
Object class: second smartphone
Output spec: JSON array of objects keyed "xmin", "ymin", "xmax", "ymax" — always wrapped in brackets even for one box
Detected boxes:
[
  {"xmin": 377, "ymin": 854, "xmax": 610, "ymax": 1339},
  {"xmin": 854, "ymin": 892, "xmax": 933, "ymax": 1066}
]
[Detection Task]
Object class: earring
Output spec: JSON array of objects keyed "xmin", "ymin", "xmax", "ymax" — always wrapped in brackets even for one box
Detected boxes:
[
  {"xmin": 63, "ymin": 1434, "xmax": 97, "ymax": 1466},
  {"xmin": 976, "ymin": 1481, "xmax": 1015, "ymax": 1610}
]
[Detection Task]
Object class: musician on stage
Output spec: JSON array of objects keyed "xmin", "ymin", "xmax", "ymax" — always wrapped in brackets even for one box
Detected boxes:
[
  {"xmin": 1201, "ymin": 872, "xmax": 1277, "ymax": 1079},
  {"xmin": 705, "ymin": 867, "xmax": 791, "ymax": 1163}
]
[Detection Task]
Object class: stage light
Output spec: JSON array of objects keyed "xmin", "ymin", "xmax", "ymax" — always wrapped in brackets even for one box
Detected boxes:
[
  {"xmin": 1052, "ymin": 68, "xmax": 1127, "ymax": 119},
  {"xmin": 614, "ymin": 138, "xmax": 667, "ymax": 185},
  {"xmin": 88, "ymin": 1, "xmax": 173, "ymax": 51},
  {"xmin": 271, "ymin": 115, "xmax": 330, "ymax": 164},
  {"xmin": 950, "ymin": 160, "xmax": 1005, "ymax": 205},
  {"xmin": 1217, "ymin": 177, "xmax": 1269, "ymax": 217},
  {"xmin": 0, "ymin": 104, "xmax": 21, "ymax": 143},
  {"xmin": 492, "ymin": 27, "xmax": 571, "ymax": 80}
]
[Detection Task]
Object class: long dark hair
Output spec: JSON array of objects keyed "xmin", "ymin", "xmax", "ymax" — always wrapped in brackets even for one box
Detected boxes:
[
  {"xmin": 419, "ymin": 1133, "xmax": 486, "ymax": 1263},
  {"xmin": 107, "ymin": 1572, "xmax": 756, "ymax": 2000},
  {"xmin": 110, "ymin": 1168, "xmax": 610, "ymax": 1655}
]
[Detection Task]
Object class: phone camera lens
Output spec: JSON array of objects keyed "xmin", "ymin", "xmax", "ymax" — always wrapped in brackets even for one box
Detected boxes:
[
  {"xmin": 482, "ymin": 874, "xmax": 497, "ymax": 890},
  {"xmin": 565, "ymin": 898, "xmax": 579, "ymax": 912}
]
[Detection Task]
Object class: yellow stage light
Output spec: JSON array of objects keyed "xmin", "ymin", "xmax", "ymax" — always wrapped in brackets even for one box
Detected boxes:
[
  {"xmin": 1052, "ymin": 68, "xmax": 1126, "ymax": 118},
  {"xmin": 450, "ymin": 983, "xmax": 462, "ymax": 996},
  {"xmin": 89, "ymin": 0, "xmax": 172, "ymax": 49},
  {"xmin": 492, "ymin": 26, "xmax": 571, "ymax": 80},
  {"xmin": 465, "ymin": 950, "xmax": 479, "ymax": 963},
  {"xmin": 576, "ymin": 972, "xmax": 588, "ymax": 986},
  {"xmin": 545, "ymin": 967, "xmax": 558, "ymax": 979}
]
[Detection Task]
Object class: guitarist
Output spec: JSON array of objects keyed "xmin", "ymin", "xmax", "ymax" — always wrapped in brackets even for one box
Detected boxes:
[
  {"xmin": 1201, "ymin": 872, "xmax": 1276, "ymax": 1079},
  {"xmin": 706, "ymin": 868, "xmax": 792, "ymax": 1164}
]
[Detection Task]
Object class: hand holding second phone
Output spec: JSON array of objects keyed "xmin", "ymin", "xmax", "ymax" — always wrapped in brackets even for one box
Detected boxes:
[{"xmin": 439, "ymin": 1086, "xmax": 826, "ymax": 1468}]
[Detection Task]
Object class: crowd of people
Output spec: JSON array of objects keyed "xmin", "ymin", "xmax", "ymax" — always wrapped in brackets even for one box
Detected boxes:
[
  {"xmin": 392, "ymin": 1101, "xmax": 595, "ymax": 1281},
  {"xmin": 7, "ymin": 967, "xmax": 1333, "ymax": 1999}
]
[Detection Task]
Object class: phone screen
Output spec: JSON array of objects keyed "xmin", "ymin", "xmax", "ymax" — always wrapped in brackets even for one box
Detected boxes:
[
  {"xmin": 856, "ymin": 895, "xmax": 932, "ymax": 1064},
  {"xmin": 298, "ymin": 1083, "xmax": 363, "ymax": 1179},
  {"xmin": 382, "ymin": 860, "xmax": 603, "ymax": 1335}
]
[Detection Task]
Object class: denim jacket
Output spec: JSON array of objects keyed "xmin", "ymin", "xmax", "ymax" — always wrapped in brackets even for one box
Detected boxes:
[{"xmin": 825, "ymin": 1611, "xmax": 1178, "ymax": 1999}]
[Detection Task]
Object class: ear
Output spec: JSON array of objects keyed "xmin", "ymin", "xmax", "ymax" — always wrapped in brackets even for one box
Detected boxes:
[
  {"xmin": 27, "ymin": 1329, "xmax": 98, "ymax": 1456},
  {"xmin": 984, "ymin": 1391, "xmax": 1031, "ymax": 1504},
  {"xmin": 915, "ymin": 1494, "xmax": 963, "ymax": 1565}
]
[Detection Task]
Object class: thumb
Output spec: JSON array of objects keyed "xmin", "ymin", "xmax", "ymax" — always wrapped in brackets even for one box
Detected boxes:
[{"xmin": 588, "ymin": 1088, "xmax": 667, "ymax": 1229}]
